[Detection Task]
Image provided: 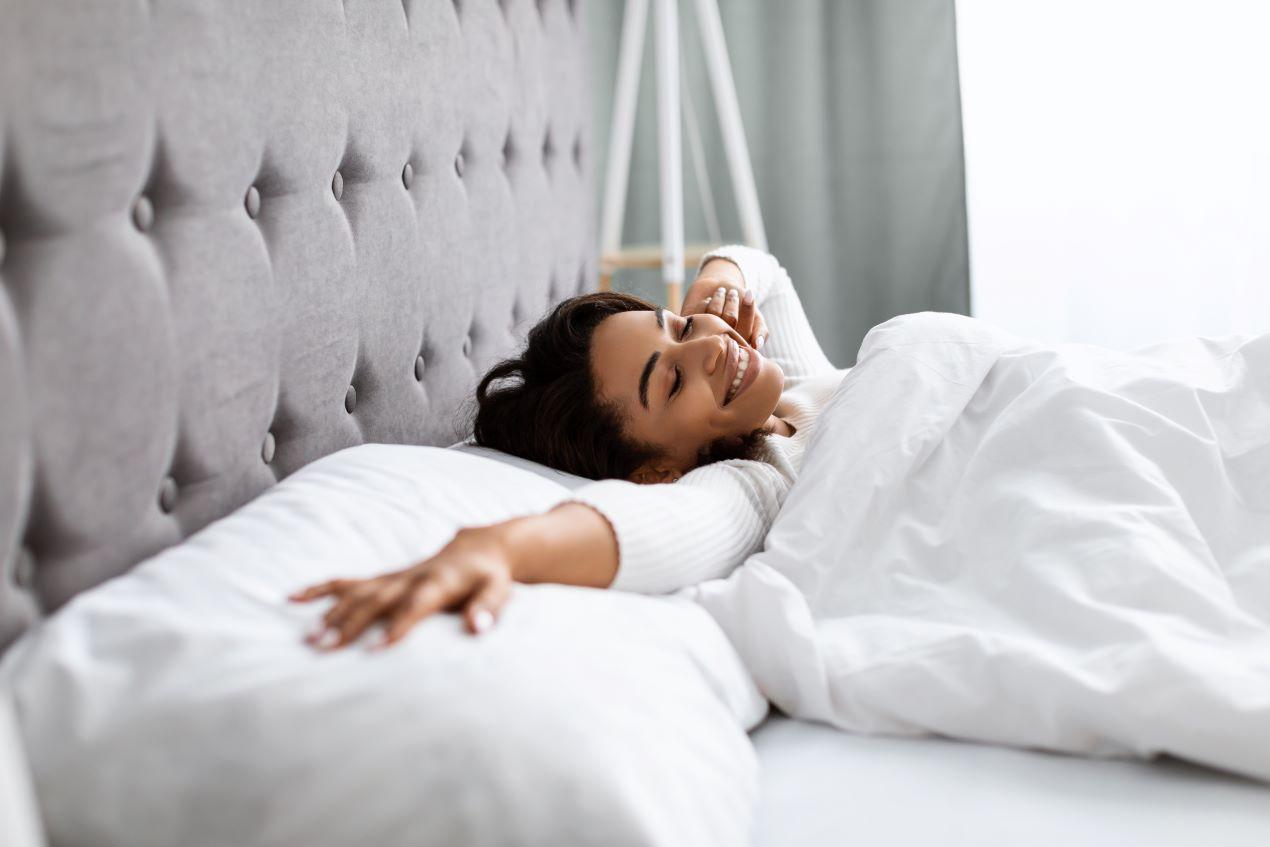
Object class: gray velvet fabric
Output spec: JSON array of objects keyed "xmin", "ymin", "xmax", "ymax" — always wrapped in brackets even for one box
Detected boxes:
[{"xmin": 0, "ymin": 0, "xmax": 595, "ymax": 651}]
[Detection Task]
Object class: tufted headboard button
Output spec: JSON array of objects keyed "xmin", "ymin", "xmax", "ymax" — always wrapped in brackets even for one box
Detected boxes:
[
  {"xmin": 344, "ymin": 384, "xmax": 357, "ymax": 414},
  {"xmin": 332, "ymin": 171, "xmax": 344, "ymax": 201},
  {"xmin": 158, "ymin": 477, "xmax": 178, "ymax": 514},
  {"xmin": 454, "ymin": 152, "xmax": 465, "ymax": 179},
  {"xmin": 245, "ymin": 185, "xmax": 261, "ymax": 219},
  {"xmin": 12, "ymin": 547, "xmax": 35, "ymax": 590},
  {"xmin": 132, "ymin": 195, "xmax": 154, "ymax": 232},
  {"xmin": 462, "ymin": 334, "xmax": 472, "ymax": 357},
  {"xmin": 402, "ymin": 162, "xmax": 414, "ymax": 190},
  {"xmin": 261, "ymin": 432, "xmax": 276, "ymax": 464},
  {"xmin": 414, "ymin": 354, "xmax": 426, "ymax": 381}
]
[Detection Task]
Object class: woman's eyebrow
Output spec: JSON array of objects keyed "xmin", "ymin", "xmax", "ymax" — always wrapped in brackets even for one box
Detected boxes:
[
  {"xmin": 638, "ymin": 351, "xmax": 660, "ymax": 410},
  {"xmin": 638, "ymin": 308, "xmax": 667, "ymax": 410}
]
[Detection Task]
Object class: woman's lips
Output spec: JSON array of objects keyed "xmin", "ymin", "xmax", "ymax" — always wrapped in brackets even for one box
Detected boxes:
[
  {"xmin": 734, "ymin": 344, "xmax": 761, "ymax": 401},
  {"xmin": 723, "ymin": 338, "xmax": 761, "ymax": 405}
]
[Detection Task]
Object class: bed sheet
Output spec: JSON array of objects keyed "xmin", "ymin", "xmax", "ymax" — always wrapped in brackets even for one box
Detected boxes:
[{"xmin": 750, "ymin": 716, "xmax": 1270, "ymax": 846}]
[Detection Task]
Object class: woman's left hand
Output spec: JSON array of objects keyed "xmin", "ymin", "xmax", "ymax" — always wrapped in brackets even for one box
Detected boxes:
[{"xmin": 289, "ymin": 525, "xmax": 515, "ymax": 650}]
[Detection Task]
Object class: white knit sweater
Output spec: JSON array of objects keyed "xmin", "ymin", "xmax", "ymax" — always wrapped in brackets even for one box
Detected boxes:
[{"xmin": 568, "ymin": 245, "xmax": 849, "ymax": 593}]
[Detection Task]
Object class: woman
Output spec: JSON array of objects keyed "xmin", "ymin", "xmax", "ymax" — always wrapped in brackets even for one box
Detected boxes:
[{"xmin": 291, "ymin": 246, "xmax": 847, "ymax": 649}]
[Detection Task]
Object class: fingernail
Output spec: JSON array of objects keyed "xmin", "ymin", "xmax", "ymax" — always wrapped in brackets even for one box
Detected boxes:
[
  {"xmin": 715, "ymin": 287, "xmax": 725, "ymax": 297},
  {"xmin": 756, "ymin": 335, "xmax": 766, "ymax": 349},
  {"xmin": 472, "ymin": 608, "xmax": 494, "ymax": 634},
  {"xmin": 743, "ymin": 290, "xmax": 754, "ymax": 305},
  {"xmin": 317, "ymin": 629, "xmax": 341, "ymax": 650}
]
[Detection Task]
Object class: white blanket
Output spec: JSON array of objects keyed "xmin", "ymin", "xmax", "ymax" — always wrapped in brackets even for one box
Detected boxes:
[{"xmin": 695, "ymin": 312, "xmax": 1270, "ymax": 782}]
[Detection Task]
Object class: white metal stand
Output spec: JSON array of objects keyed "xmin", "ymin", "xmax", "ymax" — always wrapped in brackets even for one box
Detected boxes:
[{"xmin": 598, "ymin": 0, "xmax": 767, "ymax": 311}]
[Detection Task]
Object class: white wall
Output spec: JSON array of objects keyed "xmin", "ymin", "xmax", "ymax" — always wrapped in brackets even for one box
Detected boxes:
[{"xmin": 956, "ymin": 0, "xmax": 1270, "ymax": 349}]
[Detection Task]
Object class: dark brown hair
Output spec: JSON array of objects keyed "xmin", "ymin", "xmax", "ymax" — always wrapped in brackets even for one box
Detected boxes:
[
  {"xmin": 473, "ymin": 292, "xmax": 661, "ymax": 480},
  {"xmin": 474, "ymin": 291, "xmax": 774, "ymax": 480}
]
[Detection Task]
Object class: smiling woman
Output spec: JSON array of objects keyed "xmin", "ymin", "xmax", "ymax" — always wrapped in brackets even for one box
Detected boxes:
[
  {"xmin": 291, "ymin": 245, "xmax": 847, "ymax": 649},
  {"xmin": 590, "ymin": 292, "xmax": 789, "ymax": 478}
]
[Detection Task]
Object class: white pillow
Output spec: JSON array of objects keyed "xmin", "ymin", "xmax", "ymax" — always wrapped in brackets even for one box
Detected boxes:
[
  {"xmin": 447, "ymin": 439, "xmax": 593, "ymax": 490},
  {"xmin": 1, "ymin": 445, "xmax": 766, "ymax": 847}
]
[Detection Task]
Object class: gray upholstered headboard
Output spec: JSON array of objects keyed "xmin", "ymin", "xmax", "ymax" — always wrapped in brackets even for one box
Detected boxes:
[{"xmin": 0, "ymin": 0, "xmax": 595, "ymax": 650}]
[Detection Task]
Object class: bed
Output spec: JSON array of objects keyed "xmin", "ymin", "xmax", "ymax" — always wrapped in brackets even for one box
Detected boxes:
[
  {"xmin": 751, "ymin": 715, "xmax": 1270, "ymax": 846},
  {"xmin": 1, "ymin": 1, "xmax": 1267, "ymax": 845}
]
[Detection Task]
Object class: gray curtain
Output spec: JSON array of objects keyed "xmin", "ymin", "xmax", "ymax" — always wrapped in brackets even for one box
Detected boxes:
[{"xmin": 583, "ymin": 0, "xmax": 969, "ymax": 366}]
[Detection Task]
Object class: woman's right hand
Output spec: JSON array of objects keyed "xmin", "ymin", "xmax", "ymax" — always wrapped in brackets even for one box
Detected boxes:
[
  {"xmin": 681, "ymin": 263, "xmax": 769, "ymax": 350},
  {"xmin": 290, "ymin": 524, "xmax": 516, "ymax": 650}
]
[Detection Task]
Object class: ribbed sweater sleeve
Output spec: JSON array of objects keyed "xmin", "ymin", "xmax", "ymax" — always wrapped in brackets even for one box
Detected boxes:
[
  {"xmin": 569, "ymin": 459, "xmax": 791, "ymax": 593},
  {"xmin": 567, "ymin": 245, "xmax": 827, "ymax": 594}
]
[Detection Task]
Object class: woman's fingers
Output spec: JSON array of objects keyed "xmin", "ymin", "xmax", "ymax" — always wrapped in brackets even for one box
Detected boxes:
[
  {"xmin": 753, "ymin": 314, "xmax": 769, "ymax": 350},
  {"xmin": 298, "ymin": 531, "xmax": 520, "ymax": 651},
  {"xmin": 324, "ymin": 579, "xmax": 415, "ymax": 649},
  {"xmin": 289, "ymin": 579, "xmax": 348, "ymax": 602},
  {"xmin": 707, "ymin": 287, "xmax": 727, "ymax": 318},
  {"xmin": 308, "ymin": 591, "xmax": 365, "ymax": 647},
  {"xmin": 463, "ymin": 573, "xmax": 511, "ymax": 635},
  {"xmin": 324, "ymin": 599, "xmax": 385, "ymax": 649},
  {"xmin": 319, "ymin": 583, "xmax": 374, "ymax": 629},
  {"xmin": 721, "ymin": 288, "xmax": 741, "ymax": 326},
  {"xmin": 735, "ymin": 290, "xmax": 756, "ymax": 340},
  {"xmin": 382, "ymin": 568, "xmax": 473, "ymax": 647}
]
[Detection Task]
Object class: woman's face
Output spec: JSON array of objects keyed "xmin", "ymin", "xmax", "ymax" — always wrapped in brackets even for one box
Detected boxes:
[{"xmin": 590, "ymin": 307, "xmax": 784, "ymax": 476}]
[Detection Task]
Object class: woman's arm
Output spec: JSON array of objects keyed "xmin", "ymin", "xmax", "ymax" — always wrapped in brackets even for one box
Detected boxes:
[
  {"xmin": 506, "ymin": 502, "xmax": 618, "ymax": 586},
  {"xmin": 566, "ymin": 456, "xmax": 790, "ymax": 594},
  {"xmin": 291, "ymin": 455, "xmax": 791, "ymax": 648},
  {"xmin": 291, "ymin": 502, "xmax": 617, "ymax": 650}
]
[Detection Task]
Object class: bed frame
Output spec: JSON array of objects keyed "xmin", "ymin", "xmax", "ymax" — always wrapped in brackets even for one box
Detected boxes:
[{"xmin": 0, "ymin": 0, "xmax": 595, "ymax": 651}]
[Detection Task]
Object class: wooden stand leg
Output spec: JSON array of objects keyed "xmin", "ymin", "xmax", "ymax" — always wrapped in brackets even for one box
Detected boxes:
[
  {"xmin": 655, "ymin": 0, "xmax": 685, "ymax": 311},
  {"xmin": 666, "ymin": 281, "xmax": 683, "ymax": 313},
  {"xmin": 599, "ymin": 0, "xmax": 649, "ymax": 288},
  {"xmin": 693, "ymin": 0, "xmax": 767, "ymax": 250}
]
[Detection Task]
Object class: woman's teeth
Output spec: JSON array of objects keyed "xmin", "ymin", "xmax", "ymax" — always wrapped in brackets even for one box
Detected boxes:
[{"xmin": 725, "ymin": 347, "xmax": 750, "ymax": 404}]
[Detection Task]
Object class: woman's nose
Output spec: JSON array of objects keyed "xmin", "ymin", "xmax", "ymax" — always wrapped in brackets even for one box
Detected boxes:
[{"xmin": 694, "ymin": 334, "xmax": 727, "ymax": 377}]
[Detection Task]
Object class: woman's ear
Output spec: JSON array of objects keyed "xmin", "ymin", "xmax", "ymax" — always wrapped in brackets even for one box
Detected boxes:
[{"xmin": 629, "ymin": 464, "xmax": 683, "ymax": 485}]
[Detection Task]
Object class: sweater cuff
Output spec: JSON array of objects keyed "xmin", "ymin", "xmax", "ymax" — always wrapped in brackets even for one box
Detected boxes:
[
  {"xmin": 565, "ymin": 480, "xmax": 676, "ymax": 593},
  {"xmin": 695, "ymin": 244, "xmax": 776, "ymax": 303}
]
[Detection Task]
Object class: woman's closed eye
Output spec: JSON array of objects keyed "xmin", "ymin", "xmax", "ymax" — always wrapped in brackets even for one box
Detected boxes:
[{"xmin": 669, "ymin": 317, "xmax": 694, "ymax": 399}]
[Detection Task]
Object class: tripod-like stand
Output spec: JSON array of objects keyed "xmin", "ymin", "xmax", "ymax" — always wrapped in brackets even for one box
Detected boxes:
[{"xmin": 598, "ymin": 0, "xmax": 767, "ymax": 310}]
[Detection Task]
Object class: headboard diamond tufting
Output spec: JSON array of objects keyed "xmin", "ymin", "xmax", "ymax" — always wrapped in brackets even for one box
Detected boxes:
[{"xmin": 0, "ymin": 0, "xmax": 595, "ymax": 650}]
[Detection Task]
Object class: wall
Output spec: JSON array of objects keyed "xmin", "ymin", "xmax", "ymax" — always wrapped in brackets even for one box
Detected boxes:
[{"xmin": 958, "ymin": 0, "xmax": 1270, "ymax": 349}]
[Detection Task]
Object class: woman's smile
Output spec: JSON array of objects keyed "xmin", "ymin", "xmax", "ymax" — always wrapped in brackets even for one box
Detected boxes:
[{"xmin": 723, "ymin": 340, "xmax": 761, "ymax": 405}]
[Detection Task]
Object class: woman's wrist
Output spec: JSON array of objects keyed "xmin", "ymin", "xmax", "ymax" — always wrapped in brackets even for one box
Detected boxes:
[
  {"xmin": 697, "ymin": 256, "xmax": 746, "ymax": 289},
  {"xmin": 497, "ymin": 503, "xmax": 618, "ymax": 587}
]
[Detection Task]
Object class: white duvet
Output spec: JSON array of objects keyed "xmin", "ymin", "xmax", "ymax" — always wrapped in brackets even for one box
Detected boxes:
[{"xmin": 695, "ymin": 312, "xmax": 1270, "ymax": 782}]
